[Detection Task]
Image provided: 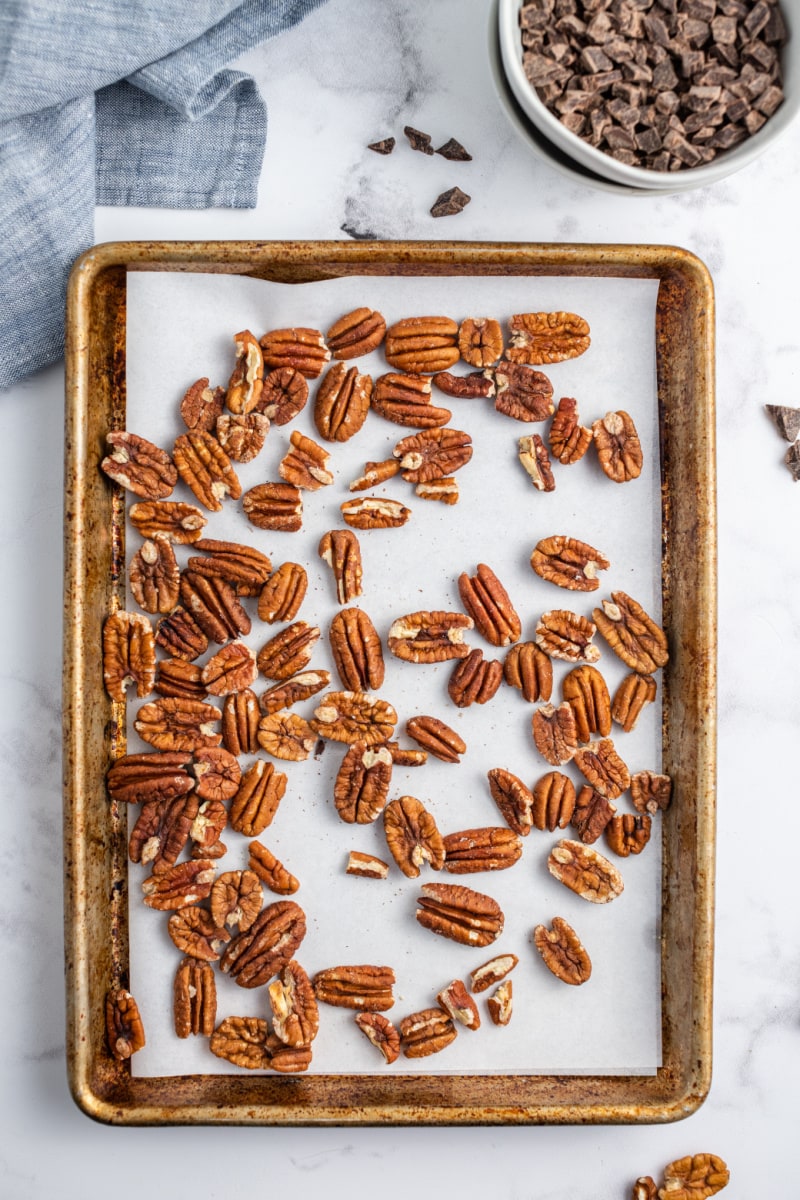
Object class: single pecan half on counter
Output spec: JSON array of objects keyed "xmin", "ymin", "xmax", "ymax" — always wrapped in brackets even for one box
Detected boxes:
[
  {"xmin": 592, "ymin": 410, "xmax": 643, "ymax": 483},
  {"xmin": 221, "ymin": 688, "xmax": 260, "ymax": 754},
  {"xmin": 318, "ymin": 529, "xmax": 363, "ymax": 604},
  {"xmin": 229, "ymin": 760, "xmax": 287, "ymax": 836},
  {"xmin": 518, "ymin": 433, "xmax": 555, "ymax": 490},
  {"xmin": 487, "ymin": 768, "xmax": 535, "ymax": 837},
  {"xmin": 209, "ymin": 1016, "xmax": 271, "ymax": 1069},
  {"xmin": 220, "ymin": 899, "xmax": 306, "ymax": 988},
  {"xmin": 372, "ymin": 372, "xmax": 451, "ymax": 427},
  {"xmin": 313, "ymin": 964, "xmax": 396, "ymax": 1010},
  {"xmin": 329, "ymin": 607, "xmax": 385, "ymax": 691},
  {"xmin": 415, "ymin": 882, "xmax": 504, "ymax": 947},
  {"xmin": 388, "ymin": 609, "xmax": 473, "ymax": 663},
  {"xmin": 503, "ymin": 641, "xmax": 553, "ymax": 703},
  {"xmin": 533, "ymin": 917, "xmax": 592, "ymax": 985},
  {"xmin": 532, "ymin": 702, "xmax": 579, "ymax": 766},
  {"xmin": 399, "ymin": 1007, "xmax": 457, "ymax": 1058},
  {"xmin": 258, "ymin": 561, "xmax": 308, "ymax": 623},
  {"xmin": 257, "ymin": 712, "xmax": 316, "ymax": 761},
  {"xmin": 592, "ymin": 591, "xmax": 668, "ymax": 674},
  {"xmin": 257, "ymin": 366, "xmax": 309, "ymax": 425},
  {"xmin": 180, "ymin": 378, "xmax": 225, "ymax": 433},
  {"xmin": 103, "ymin": 610, "xmax": 156, "ymax": 701},
  {"xmin": 167, "ymin": 905, "xmax": 230, "ymax": 962},
  {"xmin": 547, "ymin": 839, "xmax": 624, "ymax": 904},
  {"xmin": 106, "ymin": 750, "xmax": 194, "ymax": 806},
  {"xmin": 384, "ymin": 316, "xmax": 459, "ymax": 374},
  {"xmin": 187, "ymin": 538, "xmax": 272, "ymax": 596},
  {"xmin": 327, "ymin": 306, "xmax": 386, "ymax": 359},
  {"xmin": 393, "ymin": 426, "xmax": 473, "ymax": 482},
  {"xmin": 457, "ymin": 562, "xmax": 521, "ymax": 647},
  {"xmin": 310, "ymin": 690, "xmax": 397, "ymax": 745},
  {"xmin": 549, "ymin": 397, "xmax": 592, "ymax": 465},
  {"xmin": 443, "ymin": 826, "xmax": 523, "ymax": 874},
  {"xmin": 314, "ymin": 361, "xmax": 372, "ymax": 442},
  {"xmin": 259, "ymin": 326, "xmax": 330, "ymax": 378},
  {"xmin": 490, "ymin": 361, "xmax": 554, "ymax": 421},
  {"xmin": 334, "ymin": 741, "xmax": 393, "ymax": 824},
  {"xmin": 532, "ymin": 770, "xmax": 576, "ymax": 831},
  {"xmin": 201, "ymin": 641, "xmax": 258, "ymax": 696},
  {"xmin": 658, "ymin": 1154, "xmax": 730, "ymax": 1200},
  {"xmin": 248, "ymin": 839, "xmax": 300, "ymax": 895},
  {"xmin": 506, "ymin": 311, "xmax": 590, "ymax": 365},
  {"xmin": 487, "ymin": 980, "xmax": 513, "ymax": 1026},
  {"xmin": 129, "ymin": 499, "xmax": 207, "ymax": 544},
  {"xmin": 384, "ymin": 796, "xmax": 445, "ymax": 878},
  {"xmin": 531, "ymin": 535, "xmax": 610, "ymax": 593},
  {"xmin": 101, "ymin": 431, "xmax": 177, "ymax": 499},
  {"xmin": 340, "ymin": 495, "xmax": 412, "ymax": 530},
  {"xmin": 605, "ymin": 813, "xmax": 652, "ymax": 857},
  {"xmin": 573, "ymin": 737, "xmax": 631, "ymax": 800},
  {"xmin": 406, "ymin": 715, "xmax": 466, "ymax": 763},
  {"xmin": 630, "ymin": 770, "xmax": 672, "ymax": 815},
  {"xmin": 279, "ymin": 430, "xmax": 334, "ymax": 490},
  {"xmin": 469, "ymin": 953, "xmax": 518, "ymax": 994},
  {"xmin": 180, "ymin": 571, "xmax": 250, "ymax": 643},
  {"xmin": 216, "ymin": 412, "xmax": 270, "ymax": 463},
  {"xmin": 130, "ymin": 537, "xmax": 180, "ymax": 613},
  {"xmin": 269, "ymin": 960, "xmax": 319, "ymax": 1047},
  {"xmin": 437, "ymin": 979, "xmax": 481, "ymax": 1030},
  {"xmin": 562, "ymin": 664, "xmax": 612, "ymax": 742},
  {"xmin": 106, "ymin": 989, "xmax": 146, "ymax": 1060},
  {"xmin": 257, "ymin": 620, "xmax": 320, "ymax": 681},
  {"xmin": 571, "ymin": 785, "xmax": 616, "ymax": 844},
  {"xmin": 242, "ymin": 481, "xmax": 303, "ymax": 532},
  {"xmin": 225, "ymin": 330, "xmax": 264, "ymax": 415},
  {"xmin": 142, "ymin": 859, "xmax": 217, "ymax": 911},
  {"xmin": 458, "ymin": 317, "xmax": 503, "ymax": 367},
  {"xmin": 260, "ymin": 669, "xmax": 331, "ymax": 716},
  {"xmin": 155, "ymin": 658, "xmax": 207, "ymax": 701},
  {"xmin": 354, "ymin": 1012, "xmax": 400, "ymax": 1063},
  {"xmin": 174, "ymin": 956, "xmax": 217, "ymax": 1038},
  {"xmin": 172, "ymin": 430, "xmax": 241, "ymax": 511},
  {"xmin": 536, "ymin": 610, "xmax": 600, "ymax": 664},
  {"xmin": 210, "ymin": 869, "xmax": 263, "ymax": 932},
  {"xmin": 611, "ymin": 672, "xmax": 657, "ymax": 732},
  {"xmin": 448, "ymin": 648, "xmax": 503, "ymax": 707}
]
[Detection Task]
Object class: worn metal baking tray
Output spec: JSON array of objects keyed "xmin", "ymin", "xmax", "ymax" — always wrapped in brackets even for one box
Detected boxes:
[{"xmin": 64, "ymin": 240, "xmax": 716, "ymax": 1125}]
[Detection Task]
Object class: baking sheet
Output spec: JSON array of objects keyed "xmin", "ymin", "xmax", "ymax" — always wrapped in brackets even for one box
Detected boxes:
[{"xmin": 124, "ymin": 270, "xmax": 662, "ymax": 1077}]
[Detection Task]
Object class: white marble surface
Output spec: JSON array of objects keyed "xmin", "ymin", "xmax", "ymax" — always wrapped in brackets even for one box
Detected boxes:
[{"xmin": 1, "ymin": 0, "xmax": 799, "ymax": 1195}]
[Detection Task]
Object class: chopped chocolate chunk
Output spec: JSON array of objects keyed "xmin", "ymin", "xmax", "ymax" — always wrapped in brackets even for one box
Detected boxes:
[
  {"xmin": 785, "ymin": 441, "xmax": 800, "ymax": 482},
  {"xmin": 368, "ymin": 137, "xmax": 395, "ymax": 155},
  {"xmin": 404, "ymin": 126, "xmax": 434, "ymax": 155},
  {"xmin": 435, "ymin": 137, "xmax": 473, "ymax": 161},
  {"xmin": 430, "ymin": 187, "xmax": 471, "ymax": 218},
  {"xmin": 765, "ymin": 405, "xmax": 800, "ymax": 443}
]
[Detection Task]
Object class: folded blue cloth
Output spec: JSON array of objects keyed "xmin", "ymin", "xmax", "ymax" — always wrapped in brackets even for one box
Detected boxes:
[{"xmin": 0, "ymin": 0, "xmax": 326, "ymax": 390}]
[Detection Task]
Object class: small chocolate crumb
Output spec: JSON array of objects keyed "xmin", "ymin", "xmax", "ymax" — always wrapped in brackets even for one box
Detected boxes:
[
  {"xmin": 404, "ymin": 125, "xmax": 434, "ymax": 155},
  {"xmin": 430, "ymin": 187, "xmax": 471, "ymax": 218},
  {"xmin": 766, "ymin": 404, "xmax": 800, "ymax": 442},
  {"xmin": 368, "ymin": 137, "xmax": 395, "ymax": 155},
  {"xmin": 784, "ymin": 441, "xmax": 800, "ymax": 481},
  {"xmin": 435, "ymin": 137, "xmax": 472, "ymax": 161},
  {"xmin": 314, "ymin": 738, "xmax": 326, "ymax": 758}
]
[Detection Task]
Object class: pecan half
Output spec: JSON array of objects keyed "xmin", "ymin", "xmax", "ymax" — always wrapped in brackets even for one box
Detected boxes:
[
  {"xmin": 592, "ymin": 411, "xmax": 643, "ymax": 482},
  {"xmin": 129, "ymin": 792, "xmax": 198, "ymax": 869},
  {"xmin": 101, "ymin": 431, "xmax": 176, "ymax": 499},
  {"xmin": 220, "ymin": 899, "xmax": 306, "ymax": 988},
  {"xmin": 142, "ymin": 859, "xmax": 216, "ymax": 910},
  {"xmin": 487, "ymin": 768, "xmax": 535, "ymax": 836},
  {"xmin": 593, "ymin": 592, "xmax": 668, "ymax": 673},
  {"xmin": 105, "ymin": 989, "xmax": 145, "ymax": 1060},
  {"xmin": 258, "ymin": 561, "xmax": 308, "ymax": 623},
  {"xmin": 265, "ymin": 1034, "xmax": 313, "ymax": 1074},
  {"xmin": 457, "ymin": 563, "xmax": 521, "ymax": 647},
  {"xmin": 387, "ymin": 609, "xmax": 473, "ymax": 663},
  {"xmin": 372, "ymin": 372, "xmax": 451, "ymax": 427},
  {"xmin": 400, "ymin": 1008, "xmax": 457, "ymax": 1057},
  {"xmin": 229, "ymin": 760, "xmax": 287, "ymax": 835},
  {"xmin": 103, "ymin": 611, "xmax": 155, "ymax": 701},
  {"xmin": 257, "ymin": 712, "xmax": 316, "ymax": 760},
  {"xmin": 209, "ymin": 1016, "xmax": 271, "ymax": 1069},
  {"xmin": 659, "ymin": 1154, "xmax": 730, "ymax": 1200},
  {"xmin": 188, "ymin": 538, "xmax": 272, "ymax": 596},
  {"xmin": 201, "ymin": 641, "xmax": 258, "ymax": 696},
  {"xmin": 490, "ymin": 362, "xmax": 554, "ymax": 421},
  {"xmin": 612, "ymin": 672, "xmax": 657, "ymax": 732},
  {"xmin": 327, "ymin": 306, "xmax": 386, "ymax": 359},
  {"xmin": 248, "ymin": 840, "xmax": 300, "ymax": 895},
  {"xmin": 503, "ymin": 641, "xmax": 553, "ymax": 702},
  {"xmin": 260, "ymin": 669, "xmax": 331, "ymax": 715},
  {"xmin": 573, "ymin": 737, "xmax": 631, "ymax": 799},
  {"xmin": 432, "ymin": 370, "xmax": 493, "ymax": 399},
  {"xmin": 533, "ymin": 917, "xmax": 592, "ymax": 985},
  {"xmin": 130, "ymin": 538, "xmax": 180, "ymax": 613},
  {"xmin": 354, "ymin": 1012, "xmax": 400, "ymax": 1063},
  {"xmin": 210, "ymin": 869, "xmax": 263, "ymax": 932},
  {"xmin": 562, "ymin": 664, "xmax": 611, "ymax": 742},
  {"xmin": 349, "ymin": 458, "xmax": 401, "ymax": 491},
  {"xmin": 226, "ymin": 330, "xmax": 264, "ymax": 414},
  {"xmin": 384, "ymin": 796, "xmax": 445, "ymax": 877},
  {"xmin": 167, "ymin": 905, "xmax": 230, "ymax": 961},
  {"xmin": 155, "ymin": 606, "xmax": 208, "ymax": 661},
  {"xmin": 571, "ymin": 785, "xmax": 616, "ymax": 844},
  {"xmin": 260, "ymin": 327, "xmax": 330, "ymax": 378},
  {"xmin": 180, "ymin": 378, "xmax": 225, "ymax": 433},
  {"xmin": 443, "ymin": 826, "xmax": 523, "ymax": 874},
  {"xmin": 192, "ymin": 746, "xmax": 241, "ymax": 802},
  {"xmin": 269, "ymin": 960, "xmax": 319, "ymax": 1046},
  {"xmin": 448, "ymin": 648, "xmax": 503, "ymax": 707},
  {"xmin": 172, "ymin": 431, "xmax": 241, "ymax": 511},
  {"xmin": 532, "ymin": 702, "xmax": 579, "ymax": 765},
  {"xmin": 416, "ymin": 882, "xmax": 504, "ymax": 947},
  {"xmin": 330, "ymin": 607, "xmax": 385, "ymax": 691},
  {"xmin": 606, "ymin": 813, "xmax": 652, "ymax": 857},
  {"xmin": 469, "ymin": 953, "xmax": 518, "ymax": 993},
  {"xmin": 630, "ymin": 770, "xmax": 672, "ymax": 815},
  {"xmin": 242, "ymin": 481, "xmax": 303, "ymax": 532},
  {"xmin": 531, "ymin": 535, "xmax": 610, "ymax": 593},
  {"xmin": 532, "ymin": 770, "xmax": 576, "ymax": 830},
  {"xmin": 536, "ymin": 610, "xmax": 600, "ymax": 663},
  {"xmin": 346, "ymin": 850, "xmax": 390, "ymax": 879},
  {"xmin": 547, "ymin": 839, "xmax": 624, "ymax": 903},
  {"xmin": 406, "ymin": 715, "xmax": 465, "ymax": 763},
  {"xmin": 188, "ymin": 790, "xmax": 227, "ymax": 850},
  {"xmin": 549, "ymin": 396, "xmax": 592, "ymax": 464},
  {"xmin": 180, "ymin": 571, "xmax": 250, "ymax": 643},
  {"xmin": 393, "ymin": 426, "xmax": 473, "ymax": 482},
  {"xmin": 518, "ymin": 433, "xmax": 555, "ymax": 490},
  {"xmin": 314, "ymin": 361, "xmax": 372, "ymax": 442},
  {"xmin": 134, "ymin": 697, "xmax": 221, "ymax": 752},
  {"xmin": 216, "ymin": 409, "xmax": 269, "ymax": 463},
  {"xmin": 334, "ymin": 742, "xmax": 393, "ymax": 823},
  {"xmin": 221, "ymin": 688, "xmax": 260, "ymax": 754},
  {"xmin": 415, "ymin": 476, "xmax": 459, "ymax": 504},
  {"xmin": 255, "ymin": 617, "xmax": 317, "ymax": 680},
  {"xmin": 257, "ymin": 366, "xmax": 309, "ymax": 424},
  {"xmin": 385, "ymin": 316, "xmax": 459, "ymax": 374},
  {"xmin": 106, "ymin": 751, "xmax": 194, "ymax": 806},
  {"xmin": 437, "ymin": 980, "xmax": 480, "ymax": 1029},
  {"xmin": 313, "ymin": 964, "xmax": 396, "ymax": 1010},
  {"xmin": 340, "ymin": 495, "xmax": 411, "ymax": 530},
  {"xmin": 311, "ymin": 691, "xmax": 397, "ymax": 745},
  {"xmin": 174, "ymin": 957, "xmax": 216, "ymax": 1038},
  {"xmin": 487, "ymin": 980, "xmax": 513, "ymax": 1026},
  {"xmin": 279, "ymin": 430, "xmax": 334, "ymax": 490},
  {"xmin": 154, "ymin": 659, "xmax": 206, "ymax": 701},
  {"xmin": 506, "ymin": 311, "xmax": 591, "ymax": 364},
  {"xmin": 459, "ymin": 317, "xmax": 503, "ymax": 366},
  {"xmin": 318, "ymin": 529, "xmax": 363, "ymax": 604},
  {"xmin": 129, "ymin": 500, "xmax": 207, "ymax": 544}
]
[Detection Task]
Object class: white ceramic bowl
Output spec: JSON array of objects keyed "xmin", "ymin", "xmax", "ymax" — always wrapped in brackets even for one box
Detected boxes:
[{"xmin": 498, "ymin": 0, "xmax": 800, "ymax": 191}]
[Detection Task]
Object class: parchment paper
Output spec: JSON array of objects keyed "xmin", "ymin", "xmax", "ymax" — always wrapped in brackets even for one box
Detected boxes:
[{"xmin": 124, "ymin": 269, "xmax": 662, "ymax": 1077}]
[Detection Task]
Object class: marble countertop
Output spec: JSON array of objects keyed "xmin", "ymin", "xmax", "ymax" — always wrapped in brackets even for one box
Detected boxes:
[{"xmin": 2, "ymin": 1, "xmax": 799, "ymax": 1195}]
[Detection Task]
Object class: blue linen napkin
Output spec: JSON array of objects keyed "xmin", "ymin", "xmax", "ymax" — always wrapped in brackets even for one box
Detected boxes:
[{"xmin": 0, "ymin": 0, "xmax": 327, "ymax": 390}]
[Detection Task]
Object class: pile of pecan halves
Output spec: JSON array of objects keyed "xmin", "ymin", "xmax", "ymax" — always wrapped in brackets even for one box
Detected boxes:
[{"xmin": 101, "ymin": 306, "xmax": 672, "ymax": 1073}]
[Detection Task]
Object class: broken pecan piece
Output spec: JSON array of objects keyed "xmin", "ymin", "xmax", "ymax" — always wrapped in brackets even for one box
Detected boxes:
[
  {"xmin": 318, "ymin": 529, "xmax": 362, "ymax": 604},
  {"xmin": 432, "ymin": 370, "xmax": 493, "ymax": 399},
  {"xmin": 327, "ymin": 306, "xmax": 386, "ymax": 359},
  {"xmin": 592, "ymin": 411, "xmax": 643, "ymax": 483},
  {"xmin": 469, "ymin": 953, "xmax": 518, "ymax": 993},
  {"xmin": 458, "ymin": 317, "xmax": 503, "ymax": 367},
  {"xmin": 416, "ymin": 881, "xmax": 504, "ymax": 947},
  {"xmin": 201, "ymin": 641, "xmax": 258, "ymax": 696},
  {"xmin": 549, "ymin": 397, "xmax": 592, "ymax": 465},
  {"xmin": 547, "ymin": 839, "xmax": 624, "ymax": 903},
  {"xmin": 269, "ymin": 960, "xmax": 319, "ymax": 1047},
  {"xmin": 532, "ymin": 770, "xmax": 576, "ymax": 830},
  {"xmin": 593, "ymin": 592, "xmax": 668, "ymax": 673},
  {"xmin": 400, "ymin": 1008, "xmax": 457, "ymax": 1057},
  {"xmin": 221, "ymin": 688, "xmax": 260, "ymax": 754},
  {"xmin": 393, "ymin": 426, "xmax": 473, "ymax": 482},
  {"xmin": 105, "ymin": 989, "xmax": 145, "ymax": 1060},
  {"xmin": 101, "ymin": 431, "xmax": 177, "ymax": 499},
  {"xmin": 242, "ymin": 481, "xmax": 303, "ymax": 532},
  {"xmin": 532, "ymin": 702, "xmax": 579, "ymax": 765},
  {"xmin": 210, "ymin": 869, "xmax": 263, "ymax": 932},
  {"xmin": 180, "ymin": 378, "xmax": 225, "ymax": 433},
  {"xmin": 562, "ymin": 664, "xmax": 611, "ymax": 742},
  {"xmin": 606, "ymin": 812, "xmax": 652, "ymax": 857},
  {"xmin": 406, "ymin": 715, "xmax": 465, "ymax": 763},
  {"xmin": 533, "ymin": 917, "xmax": 592, "ymax": 985},
  {"xmin": 334, "ymin": 742, "xmax": 393, "ymax": 823},
  {"xmin": 106, "ymin": 751, "xmax": 194, "ymax": 806},
  {"xmin": 503, "ymin": 641, "xmax": 553, "ymax": 702},
  {"xmin": 260, "ymin": 669, "xmax": 331, "ymax": 715},
  {"xmin": 134, "ymin": 697, "xmax": 221, "ymax": 753},
  {"xmin": 384, "ymin": 796, "xmax": 445, "ymax": 877},
  {"xmin": 265, "ymin": 1034, "xmax": 313, "ymax": 1074},
  {"xmin": 229, "ymin": 760, "xmax": 287, "ymax": 836},
  {"xmin": 314, "ymin": 361, "xmax": 372, "ymax": 442},
  {"xmin": 518, "ymin": 433, "xmax": 555, "ymax": 490},
  {"xmin": 256, "ymin": 620, "xmax": 320, "ymax": 681},
  {"xmin": 457, "ymin": 563, "xmax": 521, "ymax": 647},
  {"xmin": 174, "ymin": 956, "xmax": 216, "ymax": 1038},
  {"xmin": 573, "ymin": 738, "xmax": 630, "ymax": 799},
  {"xmin": 129, "ymin": 792, "xmax": 198, "ymax": 869},
  {"xmin": 310, "ymin": 690, "xmax": 397, "ymax": 745},
  {"xmin": 448, "ymin": 648, "xmax": 503, "ymax": 707},
  {"xmin": 349, "ymin": 458, "xmax": 401, "ymax": 491},
  {"xmin": 172, "ymin": 430, "xmax": 241, "ymax": 511},
  {"xmin": 180, "ymin": 571, "xmax": 250, "ymax": 643},
  {"xmin": 142, "ymin": 859, "xmax": 216, "ymax": 910},
  {"xmin": 129, "ymin": 537, "xmax": 179, "ymax": 614},
  {"xmin": 279, "ymin": 430, "xmax": 334, "ymax": 490},
  {"xmin": 313, "ymin": 964, "xmax": 395, "ymax": 1010},
  {"xmin": 257, "ymin": 712, "xmax": 316, "ymax": 760},
  {"xmin": 257, "ymin": 366, "xmax": 309, "ymax": 424},
  {"xmin": 437, "ymin": 979, "xmax": 480, "ymax": 1029},
  {"xmin": 415, "ymin": 476, "xmax": 459, "ymax": 504},
  {"xmin": 346, "ymin": 850, "xmax": 389, "ymax": 879},
  {"xmin": 103, "ymin": 610, "xmax": 155, "ymax": 701},
  {"xmin": 388, "ymin": 610, "xmax": 473, "ymax": 663},
  {"xmin": 385, "ymin": 316, "xmax": 459, "ymax": 374},
  {"xmin": 443, "ymin": 826, "xmax": 523, "ymax": 874},
  {"xmin": 226, "ymin": 330, "xmax": 264, "ymax": 415},
  {"xmin": 248, "ymin": 840, "xmax": 300, "ymax": 895},
  {"xmin": 536, "ymin": 610, "xmax": 600, "ymax": 663},
  {"xmin": 490, "ymin": 361, "xmax": 555, "ymax": 421},
  {"xmin": 531, "ymin": 535, "xmax": 610, "ymax": 593},
  {"xmin": 630, "ymin": 771, "xmax": 672, "ymax": 815},
  {"xmin": 129, "ymin": 499, "xmax": 207, "ymax": 544},
  {"xmin": 487, "ymin": 768, "xmax": 535, "ymax": 836},
  {"xmin": 329, "ymin": 607, "xmax": 384, "ymax": 691},
  {"xmin": 209, "ymin": 1016, "xmax": 271, "ymax": 1069},
  {"xmin": 487, "ymin": 980, "xmax": 513, "ymax": 1026},
  {"xmin": 188, "ymin": 538, "xmax": 272, "ymax": 596},
  {"xmin": 155, "ymin": 606, "xmax": 208, "ymax": 661},
  {"xmin": 571, "ymin": 786, "xmax": 616, "ymax": 844},
  {"xmin": 259, "ymin": 327, "xmax": 330, "ymax": 378},
  {"xmin": 372, "ymin": 372, "xmax": 451, "ymax": 428},
  {"xmin": 340, "ymin": 495, "xmax": 411, "ymax": 529},
  {"xmin": 612, "ymin": 672, "xmax": 657, "ymax": 732},
  {"xmin": 659, "ymin": 1153, "xmax": 730, "ymax": 1200},
  {"xmin": 215, "ymin": 412, "xmax": 270, "ymax": 463},
  {"xmin": 189, "ymin": 795, "xmax": 227, "ymax": 852},
  {"xmin": 167, "ymin": 905, "xmax": 230, "ymax": 961},
  {"xmin": 506, "ymin": 311, "xmax": 590, "ymax": 364},
  {"xmin": 354, "ymin": 1012, "xmax": 400, "ymax": 1063},
  {"xmin": 220, "ymin": 899, "xmax": 306, "ymax": 988}
]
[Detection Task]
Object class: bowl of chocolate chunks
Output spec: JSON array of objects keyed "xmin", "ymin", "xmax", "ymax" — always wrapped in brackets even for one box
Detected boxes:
[{"xmin": 498, "ymin": 0, "xmax": 799, "ymax": 190}]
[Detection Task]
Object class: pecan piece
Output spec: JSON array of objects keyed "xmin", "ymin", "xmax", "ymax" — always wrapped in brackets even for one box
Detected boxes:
[
  {"xmin": 188, "ymin": 538, "xmax": 272, "ymax": 596},
  {"xmin": 490, "ymin": 362, "xmax": 554, "ymax": 421},
  {"xmin": 385, "ymin": 316, "xmax": 459, "ymax": 374},
  {"xmin": 313, "ymin": 964, "xmax": 395, "ymax": 1010},
  {"xmin": 406, "ymin": 715, "xmax": 465, "ymax": 763},
  {"xmin": 532, "ymin": 770, "xmax": 576, "ymax": 830},
  {"xmin": 129, "ymin": 537, "xmax": 179, "ymax": 614},
  {"xmin": 154, "ymin": 658, "xmax": 206, "ymax": 701},
  {"xmin": 593, "ymin": 592, "xmax": 668, "ymax": 674},
  {"xmin": 549, "ymin": 396, "xmax": 592, "ymax": 464},
  {"xmin": 248, "ymin": 840, "xmax": 300, "ymax": 895},
  {"xmin": 443, "ymin": 826, "xmax": 523, "ymax": 874},
  {"xmin": 180, "ymin": 571, "xmax": 250, "ymax": 643},
  {"xmin": 487, "ymin": 768, "xmax": 535, "ymax": 836},
  {"xmin": 180, "ymin": 378, "xmax": 225, "ymax": 433},
  {"xmin": 437, "ymin": 980, "xmax": 480, "ymax": 1029},
  {"xmin": 167, "ymin": 905, "xmax": 230, "ymax": 961},
  {"xmin": 458, "ymin": 563, "xmax": 521, "ymax": 647},
  {"xmin": 220, "ymin": 899, "xmax": 306, "ymax": 988},
  {"xmin": 134, "ymin": 697, "xmax": 221, "ymax": 753},
  {"xmin": 631, "ymin": 770, "xmax": 672, "ymax": 815},
  {"xmin": 448, "ymin": 648, "xmax": 503, "ymax": 707},
  {"xmin": 416, "ymin": 882, "xmax": 504, "ymax": 947},
  {"xmin": 260, "ymin": 327, "xmax": 330, "ymax": 378},
  {"xmin": 330, "ymin": 607, "xmax": 385, "ymax": 691},
  {"xmin": 533, "ymin": 917, "xmax": 592, "ymax": 985},
  {"xmin": 536, "ymin": 610, "xmax": 600, "ymax": 663},
  {"xmin": 106, "ymin": 751, "xmax": 194, "ymax": 806},
  {"xmin": 386, "ymin": 741, "xmax": 428, "ymax": 767},
  {"xmin": 318, "ymin": 529, "xmax": 363, "ymax": 604},
  {"xmin": 571, "ymin": 786, "xmax": 616, "ymax": 844},
  {"xmin": 573, "ymin": 738, "xmax": 630, "ymax": 799},
  {"xmin": 142, "ymin": 859, "xmax": 216, "ymax": 910},
  {"xmin": 174, "ymin": 957, "xmax": 216, "ymax": 1038},
  {"xmin": 487, "ymin": 980, "xmax": 513, "ymax": 1026},
  {"xmin": 506, "ymin": 311, "xmax": 590, "ymax": 364},
  {"xmin": 393, "ymin": 426, "xmax": 473, "ymax": 481},
  {"xmin": 334, "ymin": 742, "xmax": 393, "ymax": 824},
  {"xmin": 562, "ymin": 664, "xmax": 611, "ymax": 742},
  {"xmin": 531, "ymin": 535, "xmax": 610, "ymax": 593},
  {"xmin": 229, "ymin": 760, "xmax": 287, "ymax": 835},
  {"xmin": 258, "ymin": 561, "xmax": 308, "ymax": 623},
  {"xmin": 192, "ymin": 746, "xmax": 241, "ymax": 801},
  {"xmin": 257, "ymin": 366, "xmax": 309, "ymax": 424},
  {"xmin": 310, "ymin": 690, "xmax": 397, "ymax": 745},
  {"xmin": 469, "ymin": 953, "xmax": 518, "ymax": 993},
  {"xmin": 633, "ymin": 1179, "xmax": 659, "ymax": 1200},
  {"xmin": 226, "ymin": 329, "xmax": 264, "ymax": 414},
  {"xmin": 372, "ymin": 372, "xmax": 451, "ymax": 427},
  {"xmin": 101, "ymin": 431, "xmax": 176, "ymax": 499},
  {"xmin": 314, "ymin": 361, "xmax": 372, "ymax": 442},
  {"xmin": 260, "ymin": 669, "xmax": 331, "ymax": 715},
  {"xmin": 459, "ymin": 317, "xmax": 503, "ymax": 367},
  {"xmin": 327, "ymin": 306, "xmax": 386, "ymax": 359},
  {"xmin": 612, "ymin": 672, "xmax": 657, "ymax": 732},
  {"xmin": 659, "ymin": 1153, "xmax": 730, "ymax": 1199},
  {"xmin": 201, "ymin": 641, "xmax": 258, "ymax": 696},
  {"xmin": 221, "ymin": 688, "xmax": 260, "ymax": 755},
  {"xmin": 518, "ymin": 433, "xmax": 555, "ymax": 490},
  {"xmin": 269, "ymin": 960, "xmax": 319, "ymax": 1046},
  {"xmin": 531, "ymin": 702, "xmax": 579, "ymax": 766},
  {"xmin": 216, "ymin": 412, "xmax": 270, "ymax": 463},
  {"xmin": 172, "ymin": 430, "xmax": 241, "ymax": 511},
  {"xmin": 210, "ymin": 869, "xmax": 263, "ymax": 931},
  {"xmin": 354, "ymin": 1012, "xmax": 400, "ymax": 1063},
  {"xmin": 503, "ymin": 641, "xmax": 553, "ymax": 702},
  {"xmin": 432, "ymin": 370, "xmax": 493, "ymax": 399},
  {"xmin": 592, "ymin": 411, "xmax": 643, "ymax": 482},
  {"xmin": 256, "ymin": 621, "xmax": 320, "ymax": 681},
  {"xmin": 105, "ymin": 989, "xmax": 145, "ymax": 1060},
  {"xmin": 606, "ymin": 812, "xmax": 652, "ymax": 857},
  {"xmin": 265, "ymin": 1034, "xmax": 312, "ymax": 1073},
  {"xmin": 349, "ymin": 458, "xmax": 401, "ymax": 491},
  {"xmin": 340, "ymin": 495, "xmax": 411, "ymax": 529},
  {"xmin": 415, "ymin": 476, "xmax": 459, "ymax": 504},
  {"xmin": 547, "ymin": 839, "xmax": 624, "ymax": 903},
  {"xmin": 103, "ymin": 611, "xmax": 155, "ymax": 701},
  {"xmin": 209, "ymin": 1016, "xmax": 271, "ymax": 1069},
  {"xmin": 388, "ymin": 609, "xmax": 473, "ymax": 663},
  {"xmin": 129, "ymin": 792, "xmax": 198, "ymax": 869},
  {"xmin": 155, "ymin": 606, "xmax": 208, "ymax": 661},
  {"xmin": 257, "ymin": 712, "xmax": 316, "ymax": 760},
  {"xmin": 384, "ymin": 796, "xmax": 445, "ymax": 877},
  {"xmin": 346, "ymin": 850, "xmax": 390, "ymax": 879},
  {"xmin": 129, "ymin": 500, "xmax": 207, "ymax": 544},
  {"xmin": 400, "ymin": 1008, "xmax": 457, "ymax": 1057},
  {"xmin": 279, "ymin": 430, "xmax": 334, "ymax": 490},
  {"xmin": 242, "ymin": 481, "xmax": 303, "ymax": 532}
]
